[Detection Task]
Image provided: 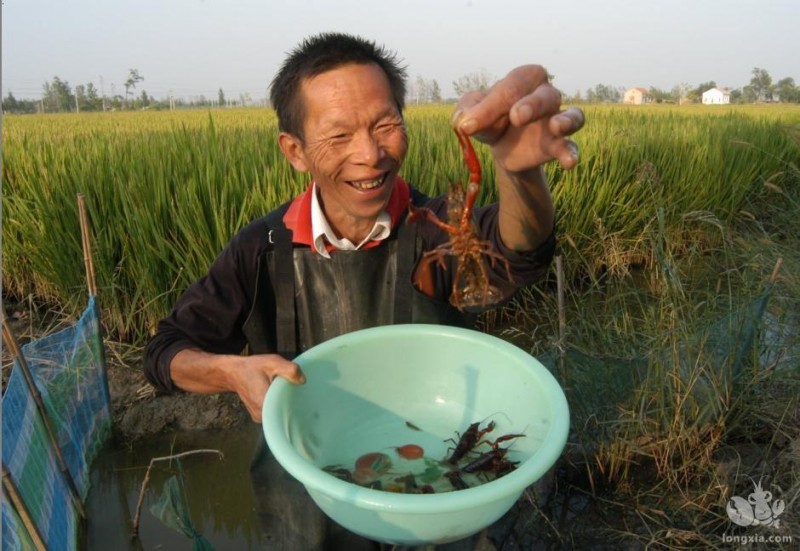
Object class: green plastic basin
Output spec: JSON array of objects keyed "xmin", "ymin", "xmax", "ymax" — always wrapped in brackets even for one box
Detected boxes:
[{"xmin": 262, "ymin": 324, "xmax": 569, "ymax": 545}]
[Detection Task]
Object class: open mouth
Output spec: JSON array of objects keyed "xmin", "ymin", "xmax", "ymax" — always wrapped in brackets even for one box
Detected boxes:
[{"xmin": 347, "ymin": 172, "xmax": 389, "ymax": 191}]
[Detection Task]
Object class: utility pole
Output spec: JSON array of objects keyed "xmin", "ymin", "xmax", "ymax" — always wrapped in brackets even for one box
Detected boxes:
[
  {"xmin": 75, "ymin": 94, "xmax": 80, "ymax": 113},
  {"xmin": 100, "ymin": 75, "xmax": 107, "ymax": 111}
]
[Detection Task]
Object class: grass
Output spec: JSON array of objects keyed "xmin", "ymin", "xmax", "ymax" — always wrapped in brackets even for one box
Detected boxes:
[
  {"xmin": 487, "ymin": 122, "xmax": 800, "ymax": 547},
  {"xmin": 3, "ymin": 103, "xmax": 800, "ymax": 547}
]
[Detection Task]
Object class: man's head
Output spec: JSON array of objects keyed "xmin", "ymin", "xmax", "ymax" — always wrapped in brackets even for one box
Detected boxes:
[{"xmin": 270, "ymin": 32, "xmax": 407, "ymax": 141}]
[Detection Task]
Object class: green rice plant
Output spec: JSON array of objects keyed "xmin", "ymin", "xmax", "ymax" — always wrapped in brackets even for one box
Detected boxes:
[{"xmin": 3, "ymin": 104, "xmax": 799, "ymax": 341}]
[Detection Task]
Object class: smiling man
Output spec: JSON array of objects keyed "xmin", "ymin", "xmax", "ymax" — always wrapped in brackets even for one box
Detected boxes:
[{"xmin": 142, "ymin": 31, "xmax": 583, "ymax": 549}]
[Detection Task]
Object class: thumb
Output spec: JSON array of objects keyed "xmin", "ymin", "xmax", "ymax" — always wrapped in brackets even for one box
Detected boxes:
[{"xmin": 273, "ymin": 361, "xmax": 306, "ymax": 385}]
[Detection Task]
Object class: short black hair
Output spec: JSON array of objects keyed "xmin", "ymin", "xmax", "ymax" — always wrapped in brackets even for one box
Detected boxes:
[{"xmin": 269, "ymin": 32, "xmax": 407, "ymax": 141}]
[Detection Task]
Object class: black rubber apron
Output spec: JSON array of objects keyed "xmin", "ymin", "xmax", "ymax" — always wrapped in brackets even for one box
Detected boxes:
[
  {"xmin": 244, "ymin": 218, "xmax": 476, "ymax": 549},
  {"xmin": 242, "ymin": 218, "xmax": 470, "ymax": 358}
]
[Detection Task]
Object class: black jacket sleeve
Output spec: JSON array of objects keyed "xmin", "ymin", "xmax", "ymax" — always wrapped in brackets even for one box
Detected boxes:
[{"xmin": 142, "ymin": 218, "xmax": 269, "ymax": 392}]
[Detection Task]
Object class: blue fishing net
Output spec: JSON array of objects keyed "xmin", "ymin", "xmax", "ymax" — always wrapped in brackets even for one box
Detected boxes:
[
  {"xmin": 2, "ymin": 297, "xmax": 111, "ymax": 551},
  {"xmin": 537, "ymin": 287, "xmax": 774, "ymax": 444}
]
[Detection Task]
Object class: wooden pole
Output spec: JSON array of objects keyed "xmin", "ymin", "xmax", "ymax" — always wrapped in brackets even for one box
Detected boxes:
[
  {"xmin": 1, "ymin": 319, "xmax": 87, "ymax": 519},
  {"xmin": 2, "ymin": 465, "xmax": 47, "ymax": 551},
  {"xmin": 77, "ymin": 194, "xmax": 97, "ymax": 297},
  {"xmin": 76, "ymin": 193, "xmax": 112, "ymax": 411}
]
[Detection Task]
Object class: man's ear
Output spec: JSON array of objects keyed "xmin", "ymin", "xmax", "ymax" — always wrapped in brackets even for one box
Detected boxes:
[{"xmin": 278, "ymin": 132, "xmax": 309, "ymax": 172}]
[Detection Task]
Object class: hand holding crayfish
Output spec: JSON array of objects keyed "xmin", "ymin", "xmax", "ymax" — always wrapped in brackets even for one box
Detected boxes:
[
  {"xmin": 456, "ymin": 65, "xmax": 584, "ymax": 253},
  {"xmin": 455, "ymin": 65, "xmax": 584, "ymax": 174}
]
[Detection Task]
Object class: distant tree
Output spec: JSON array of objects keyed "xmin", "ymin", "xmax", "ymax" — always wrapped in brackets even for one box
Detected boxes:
[
  {"xmin": 648, "ymin": 86, "xmax": 672, "ymax": 103},
  {"xmin": 2, "ymin": 92, "xmax": 37, "ymax": 114},
  {"xmin": 218, "ymin": 88, "xmax": 226, "ymax": 107},
  {"xmin": 74, "ymin": 84, "xmax": 87, "ymax": 112},
  {"xmin": 3, "ymin": 91, "xmax": 18, "ymax": 113},
  {"xmin": 774, "ymin": 77, "xmax": 798, "ymax": 103},
  {"xmin": 741, "ymin": 84, "xmax": 758, "ymax": 103},
  {"xmin": 749, "ymin": 67, "xmax": 773, "ymax": 102},
  {"xmin": 430, "ymin": 80, "xmax": 442, "ymax": 103},
  {"xmin": 109, "ymin": 94, "xmax": 124, "ymax": 111},
  {"xmin": 42, "ymin": 77, "xmax": 75, "ymax": 112},
  {"xmin": 139, "ymin": 89, "xmax": 150, "ymax": 108},
  {"xmin": 452, "ymin": 70, "xmax": 494, "ymax": 96},
  {"xmin": 85, "ymin": 82, "xmax": 101, "ymax": 111},
  {"xmin": 730, "ymin": 88, "xmax": 744, "ymax": 104},
  {"xmin": 669, "ymin": 83, "xmax": 691, "ymax": 105},
  {"xmin": 124, "ymin": 69, "xmax": 144, "ymax": 107},
  {"xmin": 414, "ymin": 75, "xmax": 429, "ymax": 104},
  {"xmin": 586, "ymin": 84, "xmax": 621, "ymax": 103}
]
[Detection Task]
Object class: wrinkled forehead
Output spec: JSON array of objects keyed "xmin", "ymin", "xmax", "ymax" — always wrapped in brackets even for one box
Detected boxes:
[{"xmin": 296, "ymin": 62, "xmax": 398, "ymax": 129}]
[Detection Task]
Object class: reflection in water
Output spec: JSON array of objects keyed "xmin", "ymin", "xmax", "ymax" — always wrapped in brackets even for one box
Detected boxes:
[{"xmin": 86, "ymin": 423, "xmax": 267, "ymax": 550}]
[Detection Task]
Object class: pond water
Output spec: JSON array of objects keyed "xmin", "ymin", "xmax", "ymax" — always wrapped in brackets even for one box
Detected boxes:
[{"xmin": 86, "ymin": 423, "xmax": 268, "ymax": 550}]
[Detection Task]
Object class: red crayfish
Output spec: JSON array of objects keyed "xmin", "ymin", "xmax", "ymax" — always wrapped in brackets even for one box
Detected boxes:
[
  {"xmin": 409, "ymin": 127, "xmax": 513, "ymax": 311},
  {"xmin": 446, "ymin": 420, "xmax": 497, "ymax": 464},
  {"xmin": 444, "ymin": 420, "xmax": 525, "ymax": 490}
]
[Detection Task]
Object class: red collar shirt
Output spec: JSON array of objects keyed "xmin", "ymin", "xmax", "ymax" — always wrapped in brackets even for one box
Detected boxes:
[
  {"xmin": 310, "ymin": 182, "xmax": 392, "ymax": 259},
  {"xmin": 282, "ymin": 176, "xmax": 412, "ymax": 258}
]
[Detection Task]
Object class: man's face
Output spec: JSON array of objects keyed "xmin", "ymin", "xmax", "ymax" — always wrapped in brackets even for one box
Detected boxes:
[{"xmin": 279, "ymin": 63, "xmax": 407, "ymax": 241}]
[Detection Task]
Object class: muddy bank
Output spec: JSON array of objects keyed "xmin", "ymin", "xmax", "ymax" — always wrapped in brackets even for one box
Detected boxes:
[{"xmin": 106, "ymin": 356, "xmax": 251, "ymax": 441}]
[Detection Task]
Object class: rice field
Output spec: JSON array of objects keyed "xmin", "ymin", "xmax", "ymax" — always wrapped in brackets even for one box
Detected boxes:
[
  {"xmin": 3, "ymin": 103, "xmax": 798, "ymax": 340},
  {"xmin": 3, "ymin": 103, "xmax": 800, "ymax": 546}
]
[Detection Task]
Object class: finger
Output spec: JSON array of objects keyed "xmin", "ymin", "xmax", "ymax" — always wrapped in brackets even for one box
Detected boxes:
[
  {"xmin": 458, "ymin": 65, "xmax": 549, "ymax": 135},
  {"xmin": 451, "ymin": 92, "xmax": 513, "ymax": 143},
  {"xmin": 548, "ymin": 107, "xmax": 585, "ymax": 137},
  {"xmin": 508, "ymin": 84, "xmax": 563, "ymax": 127},
  {"xmin": 552, "ymin": 138, "xmax": 580, "ymax": 170},
  {"xmin": 452, "ymin": 90, "xmax": 484, "ymax": 123}
]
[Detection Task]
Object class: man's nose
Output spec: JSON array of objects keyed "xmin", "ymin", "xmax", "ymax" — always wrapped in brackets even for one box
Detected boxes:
[{"xmin": 349, "ymin": 130, "xmax": 382, "ymax": 164}]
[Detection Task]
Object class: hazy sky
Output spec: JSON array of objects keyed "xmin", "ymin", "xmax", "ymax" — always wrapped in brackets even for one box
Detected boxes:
[{"xmin": 2, "ymin": 0, "xmax": 799, "ymax": 101}]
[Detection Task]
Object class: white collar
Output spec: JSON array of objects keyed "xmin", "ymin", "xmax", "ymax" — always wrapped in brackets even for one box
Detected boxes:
[{"xmin": 310, "ymin": 182, "xmax": 392, "ymax": 259}]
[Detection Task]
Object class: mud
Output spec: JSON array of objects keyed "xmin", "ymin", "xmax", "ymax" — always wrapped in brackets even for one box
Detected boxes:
[{"xmin": 106, "ymin": 356, "xmax": 251, "ymax": 441}]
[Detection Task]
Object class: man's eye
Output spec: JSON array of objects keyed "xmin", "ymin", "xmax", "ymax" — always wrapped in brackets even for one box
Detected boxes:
[{"xmin": 376, "ymin": 123, "xmax": 402, "ymax": 134}]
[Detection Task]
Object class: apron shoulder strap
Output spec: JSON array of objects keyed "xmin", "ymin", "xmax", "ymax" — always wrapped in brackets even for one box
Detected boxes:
[{"xmin": 263, "ymin": 205, "xmax": 297, "ymax": 358}]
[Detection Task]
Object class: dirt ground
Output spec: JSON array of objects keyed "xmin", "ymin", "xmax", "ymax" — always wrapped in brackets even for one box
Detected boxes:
[{"xmin": 105, "ymin": 352, "xmax": 251, "ymax": 440}]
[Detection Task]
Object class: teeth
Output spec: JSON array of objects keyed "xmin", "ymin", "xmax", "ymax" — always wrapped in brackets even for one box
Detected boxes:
[{"xmin": 349, "ymin": 175, "xmax": 385, "ymax": 190}]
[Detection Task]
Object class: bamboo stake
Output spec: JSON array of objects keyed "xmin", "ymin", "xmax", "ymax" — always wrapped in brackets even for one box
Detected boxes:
[
  {"xmin": 1, "ymin": 318, "xmax": 87, "ymax": 519},
  {"xmin": 130, "ymin": 449, "xmax": 224, "ymax": 540},
  {"xmin": 2, "ymin": 465, "xmax": 47, "ymax": 551},
  {"xmin": 76, "ymin": 193, "xmax": 113, "ymax": 417},
  {"xmin": 77, "ymin": 194, "xmax": 97, "ymax": 297}
]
